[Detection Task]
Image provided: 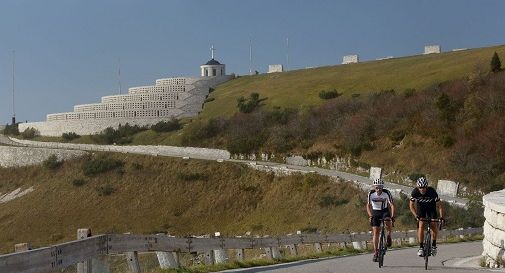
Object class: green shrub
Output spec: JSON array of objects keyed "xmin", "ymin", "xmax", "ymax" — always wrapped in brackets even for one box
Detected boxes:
[
  {"xmin": 438, "ymin": 134, "xmax": 455, "ymax": 148},
  {"xmin": 21, "ymin": 127, "xmax": 39, "ymax": 139},
  {"xmin": 404, "ymin": 88, "xmax": 416, "ymax": 98},
  {"xmin": 303, "ymin": 173, "xmax": 328, "ymax": 188},
  {"xmin": 389, "ymin": 130, "xmax": 406, "ymax": 143},
  {"xmin": 43, "ymin": 155, "xmax": 63, "ymax": 170},
  {"xmin": 131, "ymin": 162, "xmax": 143, "ymax": 170},
  {"xmin": 318, "ymin": 89, "xmax": 341, "ymax": 100},
  {"xmin": 91, "ymin": 123, "xmax": 147, "ymax": 145},
  {"xmin": 299, "ymin": 226, "xmax": 318, "ymax": 233},
  {"xmin": 82, "ymin": 157, "xmax": 124, "ymax": 177},
  {"xmin": 176, "ymin": 172, "xmax": 209, "ymax": 181},
  {"xmin": 96, "ymin": 185, "xmax": 116, "ymax": 196},
  {"xmin": 318, "ymin": 195, "xmax": 349, "ymax": 207},
  {"xmin": 237, "ymin": 93, "xmax": 262, "ymax": 113},
  {"xmin": 3, "ymin": 123, "xmax": 19, "ymax": 136},
  {"xmin": 303, "ymin": 151, "xmax": 322, "ymax": 161},
  {"xmin": 226, "ymin": 135, "xmax": 265, "ymax": 154},
  {"xmin": 408, "ymin": 173, "xmax": 425, "ymax": 182},
  {"xmin": 62, "ymin": 132, "xmax": 80, "ymax": 141},
  {"xmin": 150, "ymin": 118, "xmax": 182, "ymax": 133},
  {"xmin": 71, "ymin": 178, "xmax": 86, "ymax": 187}
]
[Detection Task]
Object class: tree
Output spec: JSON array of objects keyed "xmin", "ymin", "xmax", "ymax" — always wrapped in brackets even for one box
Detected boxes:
[{"xmin": 491, "ymin": 52, "xmax": 502, "ymax": 72}]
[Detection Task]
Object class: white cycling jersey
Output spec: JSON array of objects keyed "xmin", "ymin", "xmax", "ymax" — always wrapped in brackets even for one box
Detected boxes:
[{"xmin": 367, "ymin": 189, "xmax": 393, "ymax": 210}]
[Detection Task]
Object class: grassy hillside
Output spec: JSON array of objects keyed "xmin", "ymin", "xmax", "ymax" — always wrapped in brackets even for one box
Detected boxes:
[
  {"xmin": 0, "ymin": 153, "xmax": 367, "ymax": 254},
  {"xmin": 202, "ymin": 45, "xmax": 505, "ymax": 120},
  {"xmin": 0, "ymin": 153, "xmax": 481, "ymax": 254}
]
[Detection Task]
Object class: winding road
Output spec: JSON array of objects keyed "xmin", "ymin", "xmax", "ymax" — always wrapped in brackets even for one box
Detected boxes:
[{"xmin": 221, "ymin": 241, "xmax": 503, "ymax": 273}]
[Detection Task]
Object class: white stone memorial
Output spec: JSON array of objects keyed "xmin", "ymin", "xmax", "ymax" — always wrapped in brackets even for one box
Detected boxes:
[
  {"xmin": 268, "ymin": 64, "xmax": 283, "ymax": 73},
  {"xmin": 19, "ymin": 47, "xmax": 233, "ymax": 136},
  {"xmin": 369, "ymin": 167, "xmax": 382, "ymax": 181},
  {"xmin": 424, "ymin": 45, "xmax": 441, "ymax": 54},
  {"xmin": 437, "ymin": 180, "xmax": 459, "ymax": 197},
  {"xmin": 342, "ymin": 55, "xmax": 359, "ymax": 64}
]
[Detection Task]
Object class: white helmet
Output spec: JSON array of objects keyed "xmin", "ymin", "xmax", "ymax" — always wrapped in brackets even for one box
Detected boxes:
[
  {"xmin": 373, "ymin": 178, "xmax": 384, "ymax": 187},
  {"xmin": 416, "ymin": 177, "xmax": 428, "ymax": 188}
]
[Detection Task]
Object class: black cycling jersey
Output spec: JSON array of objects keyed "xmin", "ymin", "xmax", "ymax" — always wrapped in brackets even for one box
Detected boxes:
[{"xmin": 410, "ymin": 186, "xmax": 440, "ymax": 216}]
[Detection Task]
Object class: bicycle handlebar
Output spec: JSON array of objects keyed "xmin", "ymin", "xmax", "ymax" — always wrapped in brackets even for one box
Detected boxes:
[{"xmin": 418, "ymin": 218, "xmax": 444, "ymax": 230}]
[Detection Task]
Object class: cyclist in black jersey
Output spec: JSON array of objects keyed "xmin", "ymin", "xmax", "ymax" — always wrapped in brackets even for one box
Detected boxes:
[
  {"xmin": 367, "ymin": 178, "xmax": 395, "ymax": 262},
  {"xmin": 409, "ymin": 177, "xmax": 445, "ymax": 257}
]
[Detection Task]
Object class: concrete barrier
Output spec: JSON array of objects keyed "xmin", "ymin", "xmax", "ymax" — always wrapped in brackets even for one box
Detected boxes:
[{"xmin": 482, "ymin": 189, "xmax": 505, "ymax": 268}]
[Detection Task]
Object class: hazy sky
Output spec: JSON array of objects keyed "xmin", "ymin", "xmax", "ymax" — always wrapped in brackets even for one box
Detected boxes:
[{"xmin": 1, "ymin": 0, "xmax": 504, "ymax": 123}]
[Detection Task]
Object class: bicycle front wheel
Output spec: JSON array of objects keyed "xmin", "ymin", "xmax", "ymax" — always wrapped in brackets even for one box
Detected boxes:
[
  {"xmin": 378, "ymin": 230, "xmax": 385, "ymax": 268},
  {"xmin": 424, "ymin": 230, "xmax": 431, "ymax": 270}
]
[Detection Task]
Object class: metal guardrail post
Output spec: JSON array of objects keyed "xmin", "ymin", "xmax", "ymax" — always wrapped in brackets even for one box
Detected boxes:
[
  {"xmin": 77, "ymin": 229, "xmax": 93, "ymax": 273},
  {"xmin": 126, "ymin": 251, "xmax": 141, "ymax": 273},
  {"xmin": 76, "ymin": 229, "xmax": 109, "ymax": 273},
  {"xmin": 204, "ymin": 250, "xmax": 215, "ymax": 265},
  {"xmin": 213, "ymin": 233, "xmax": 228, "ymax": 264},
  {"xmin": 155, "ymin": 234, "xmax": 179, "ymax": 269},
  {"xmin": 235, "ymin": 249, "xmax": 245, "ymax": 261}
]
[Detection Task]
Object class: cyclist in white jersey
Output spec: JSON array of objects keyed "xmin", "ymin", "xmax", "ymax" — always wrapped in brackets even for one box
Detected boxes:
[{"xmin": 367, "ymin": 178, "xmax": 395, "ymax": 262}]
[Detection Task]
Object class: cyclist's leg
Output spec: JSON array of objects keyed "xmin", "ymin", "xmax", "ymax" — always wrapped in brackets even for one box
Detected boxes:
[
  {"xmin": 417, "ymin": 206, "xmax": 427, "ymax": 248},
  {"xmin": 372, "ymin": 226, "xmax": 380, "ymax": 252},
  {"xmin": 429, "ymin": 210, "xmax": 439, "ymax": 247},
  {"xmin": 371, "ymin": 210, "xmax": 381, "ymax": 258}
]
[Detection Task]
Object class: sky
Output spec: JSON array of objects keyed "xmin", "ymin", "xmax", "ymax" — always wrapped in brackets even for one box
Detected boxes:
[{"xmin": 1, "ymin": 0, "xmax": 504, "ymax": 124}]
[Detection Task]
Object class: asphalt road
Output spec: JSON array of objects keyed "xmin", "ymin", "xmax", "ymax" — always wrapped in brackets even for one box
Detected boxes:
[{"xmin": 221, "ymin": 241, "xmax": 503, "ymax": 273}]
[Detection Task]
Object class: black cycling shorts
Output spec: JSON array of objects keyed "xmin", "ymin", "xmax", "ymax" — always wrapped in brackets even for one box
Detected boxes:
[
  {"xmin": 371, "ymin": 209, "xmax": 391, "ymax": 227},
  {"xmin": 416, "ymin": 205, "xmax": 437, "ymax": 219}
]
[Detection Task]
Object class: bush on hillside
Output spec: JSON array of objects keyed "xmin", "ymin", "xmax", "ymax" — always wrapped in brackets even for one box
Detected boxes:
[
  {"xmin": 303, "ymin": 173, "xmax": 328, "ymax": 188},
  {"xmin": 491, "ymin": 52, "xmax": 502, "ymax": 72},
  {"xmin": 175, "ymin": 172, "xmax": 209, "ymax": 181},
  {"xmin": 43, "ymin": 154, "xmax": 63, "ymax": 170},
  {"xmin": 318, "ymin": 195, "xmax": 349, "ymax": 207},
  {"xmin": 82, "ymin": 157, "xmax": 124, "ymax": 177},
  {"xmin": 95, "ymin": 185, "xmax": 116, "ymax": 196},
  {"xmin": 237, "ymin": 92, "xmax": 262, "ymax": 113},
  {"xmin": 408, "ymin": 173, "xmax": 425, "ymax": 182},
  {"xmin": 180, "ymin": 118, "xmax": 224, "ymax": 146},
  {"xmin": 3, "ymin": 123, "xmax": 19, "ymax": 136},
  {"xmin": 62, "ymin": 132, "xmax": 80, "ymax": 141},
  {"xmin": 91, "ymin": 123, "xmax": 147, "ymax": 145},
  {"xmin": 318, "ymin": 89, "xmax": 341, "ymax": 100},
  {"xmin": 438, "ymin": 134, "xmax": 455, "ymax": 148},
  {"xmin": 21, "ymin": 127, "xmax": 39, "ymax": 139},
  {"xmin": 71, "ymin": 178, "xmax": 86, "ymax": 187},
  {"xmin": 151, "ymin": 118, "xmax": 182, "ymax": 133}
]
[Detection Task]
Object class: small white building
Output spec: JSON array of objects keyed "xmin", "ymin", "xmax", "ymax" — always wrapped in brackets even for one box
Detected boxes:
[
  {"xmin": 268, "ymin": 64, "xmax": 284, "ymax": 73},
  {"xmin": 200, "ymin": 46, "xmax": 226, "ymax": 77},
  {"xmin": 424, "ymin": 45, "xmax": 441, "ymax": 54},
  {"xmin": 342, "ymin": 54, "xmax": 359, "ymax": 64}
]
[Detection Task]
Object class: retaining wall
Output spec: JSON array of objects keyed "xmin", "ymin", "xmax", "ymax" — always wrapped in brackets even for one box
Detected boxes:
[
  {"xmin": 0, "ymin": 146, "xmax": 87, "ymax": 168},
  {"xmin": 482, "ymin": 189, "xmax": 505, "ymax": 267},
  {"xmin": 8, "ymin": 138, "xmax": 231, "ymax": 162}
]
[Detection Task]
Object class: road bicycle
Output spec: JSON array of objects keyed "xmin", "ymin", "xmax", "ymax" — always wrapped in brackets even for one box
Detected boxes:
[
  {"xmin": 376, "ymin": 217, "xmax": 393, "ymax": 268},
  {"xmin": 418, "ymin": 218, "xmax": 443, "ymax": 270}
]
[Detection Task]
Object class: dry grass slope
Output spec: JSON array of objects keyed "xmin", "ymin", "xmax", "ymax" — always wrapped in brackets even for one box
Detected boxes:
[
  {"xmin": 0, "ymin": 153, "xmax": 376, "ymax": 254},
  {"xmin": 202, "ymin": 45, "xmax": 505, "ymax": 120}
]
